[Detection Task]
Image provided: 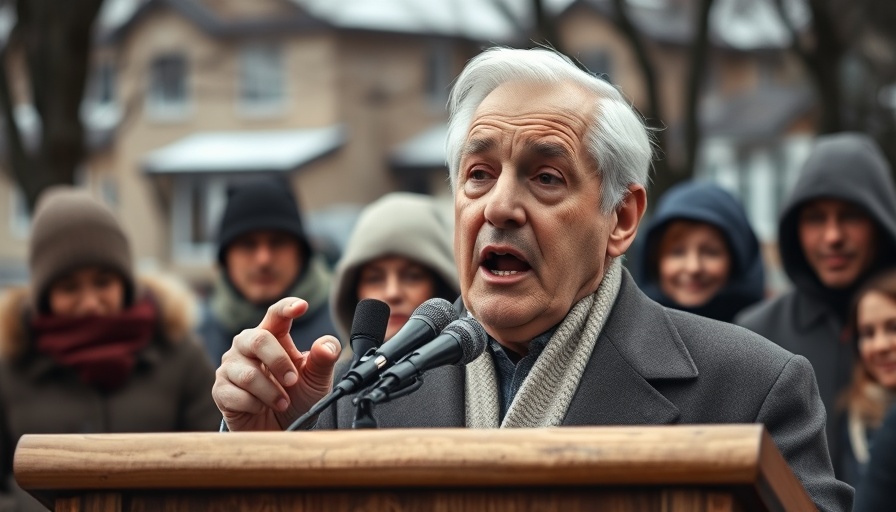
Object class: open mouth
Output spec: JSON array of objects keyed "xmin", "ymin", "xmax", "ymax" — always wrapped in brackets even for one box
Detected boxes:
[{"xmin": 481, "ymin": 250, "xmax": 532, "ymax": 276}]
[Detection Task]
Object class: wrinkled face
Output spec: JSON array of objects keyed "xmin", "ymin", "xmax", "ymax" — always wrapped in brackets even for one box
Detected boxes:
[
  {"xmin": 48, "ymin": 266, "xmax": 125, "ymax": 317},
  {"xmin": 798, "ymin": 199, "xmax": 877, "ymax": 289},
  {"xmin": 225, "ymin": 230, "xmax": 302, "ymax": 305},
  {"xmin": 454, "ymin": 81, "xmax": 614, "ymax": 349},
  {"xmin": 857, "ymin": 291, "xmax": 896, "ymax": 389},
  {"xmin": 657, "ymin": 221, "xmax": 732, "ymax": 307},
  {"xmin": 357, "ymin": 256, "xmax": 437, "ymax": 341}
]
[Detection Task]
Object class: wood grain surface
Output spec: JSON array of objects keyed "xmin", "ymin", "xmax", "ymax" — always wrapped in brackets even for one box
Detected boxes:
[
  {"xmin": 12, "ymin": 425, "xmax": 815, "ymax": 510},
  {"xmin": 15, "ymin": 425, "xmax": 767, "ymax": 490}
]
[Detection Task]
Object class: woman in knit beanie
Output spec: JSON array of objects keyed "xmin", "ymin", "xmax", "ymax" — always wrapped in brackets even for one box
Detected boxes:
[
  {"xmin": 0, "ymin": 187, "xmax": 221, "ymax": 512},
  {"xmin": 331, "ymin": 192, "xmax": 460, "ymax": 342}
]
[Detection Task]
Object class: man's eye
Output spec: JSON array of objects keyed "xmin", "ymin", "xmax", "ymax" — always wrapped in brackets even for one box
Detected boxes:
[
  {"xmin": 536, "ymin": 173, "xmax": 562, "ymax": 185},
  {"xmin": 801, "ymin": 213, "xmax": 824, "ymax": 224},
  {"xmin": 470, "ymin": 169, "xmax": 491, "ymax": 180}
]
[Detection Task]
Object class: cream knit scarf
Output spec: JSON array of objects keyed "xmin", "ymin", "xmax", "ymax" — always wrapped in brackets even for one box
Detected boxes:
[{"xmin": 465, "ymin": 259, "xmax": 623, "ymax": 428}]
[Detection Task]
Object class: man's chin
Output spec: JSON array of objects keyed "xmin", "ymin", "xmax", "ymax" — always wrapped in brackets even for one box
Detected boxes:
[
  {"xmin": 470, "ymin": 297, "xmax": 538, "ymax": 334},
  {"xmin": 817, "ymin": 269, "xmax": 862, "ymax": 290},
  {"xmin": 245, "ymin": 289, "xmax": 287, "ymax": 306}
]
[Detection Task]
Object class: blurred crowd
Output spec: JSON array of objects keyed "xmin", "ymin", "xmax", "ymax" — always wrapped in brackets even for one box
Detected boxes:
[{"xmin": 1, "ymin": 128, "xmax": 895, "ymax": 510}]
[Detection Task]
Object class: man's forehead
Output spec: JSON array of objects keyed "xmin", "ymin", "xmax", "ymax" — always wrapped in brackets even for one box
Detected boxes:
[
  {"xmin": 800, "ymin": 197, "xmax": 867, "ymax": 213},
  {"xmin": 473, "ymin": 79, "xmax": 595, "ymax": 118}
]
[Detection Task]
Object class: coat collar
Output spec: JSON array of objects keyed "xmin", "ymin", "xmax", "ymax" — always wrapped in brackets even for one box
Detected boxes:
[{"xmin": 564, "ymin": 270, "xmax": 698, "ymax": 426}]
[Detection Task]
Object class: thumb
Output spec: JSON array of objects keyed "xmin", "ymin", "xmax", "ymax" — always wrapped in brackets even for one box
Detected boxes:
[{"xmin": 298, "ymin": 335, "xmax": 342, "ymax": 393}]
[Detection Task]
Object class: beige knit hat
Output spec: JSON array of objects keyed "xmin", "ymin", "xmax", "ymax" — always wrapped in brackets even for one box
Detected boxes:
[
  {"xmin": 28, "ymin": 186, "xmax": 134, "ymax": 313},
  {"xmin": 329, "ymin": 192, "xmax": 459, "ymax": 338}
]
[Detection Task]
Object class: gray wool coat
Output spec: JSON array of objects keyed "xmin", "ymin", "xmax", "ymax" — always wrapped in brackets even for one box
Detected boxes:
[{"xmin": 317, "ymin": 270, "xmax": 853, "ymax": 512}]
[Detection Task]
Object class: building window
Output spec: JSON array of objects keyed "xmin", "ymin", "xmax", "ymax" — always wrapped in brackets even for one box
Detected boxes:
[
  {"xmin": 171, "ymin": 177, "xmax": 227, "ymax": 262},
  {"xmin": 9, "ymin": 187, "xmax": 31, "ymax": 239},
  {"xmin": 425, "ymin": 41, "xmax": 451, "ymax": 108},
  {"xmin": 100, "ymin": 177, "xmax": 118, "ymax": 208},
  {"xmin": 147, "ymin": 54, "xmax": 188, "ymax": 118},
  {"xmin": 89, "ymin": 61, "xmax": 116, "ymax": 105},
  {"xmin": 239, "ymin": 43, "xmax": 285, "ymax": 114}
]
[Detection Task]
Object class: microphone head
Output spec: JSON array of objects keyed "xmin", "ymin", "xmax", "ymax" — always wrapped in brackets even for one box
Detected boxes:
[
  {"xmin": 410, "ymin": 298, "xmax": 457, "ymax": 333},
  {"xmin": 351, "ymin": 299, "xmax": 390, "ymax": 344},
  {"xmin": 443, "ymin": 317, "xmax": 488, "ymax": 365}
]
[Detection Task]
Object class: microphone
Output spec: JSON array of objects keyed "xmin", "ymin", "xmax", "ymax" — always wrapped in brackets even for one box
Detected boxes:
[
  {"xmin": 285, "ymin": 298, "xmax": 456, "ymax": 431},
  {"xmin": 346, "ymin": 299, "xmax": 390, "ymax": 371},
  {"xmin": 360, "ymin": 316, "xmax": 487, "ymax": 404},
  {"xmin": 333, "ymin": 298, "xmax": 457, "ymax": 395}
]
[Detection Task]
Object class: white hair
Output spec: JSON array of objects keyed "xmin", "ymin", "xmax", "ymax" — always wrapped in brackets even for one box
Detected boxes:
[{"xmin": 446, "ymin": 47, "xmax": 652, "ymax": 213}]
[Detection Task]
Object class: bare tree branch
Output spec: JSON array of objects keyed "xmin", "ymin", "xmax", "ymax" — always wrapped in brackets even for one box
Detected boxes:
[
  {"xmin": 683, "ymin": 0, "xmax": 713, "ymax": 176},
  {"xmin": 610, "ymin": 0, "xmax": 671, "ymax": 194}
]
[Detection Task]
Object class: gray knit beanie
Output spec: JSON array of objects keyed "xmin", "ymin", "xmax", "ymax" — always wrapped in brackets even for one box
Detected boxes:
[
  {"xmin": 330, "ymin": 193, "xmax": 459, "ymax": 338},
  {"xmin": 28, "ymin": 186, "xmax": 134, "ymax": 313}
]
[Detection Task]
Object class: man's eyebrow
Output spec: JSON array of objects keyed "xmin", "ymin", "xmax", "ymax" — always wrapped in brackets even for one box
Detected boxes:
[
  {"xmin": 526, "ymin": 140, "xmax": 573, "ymax": 160},
  {"xmin": 462, "ymin": 138, "xmax": 495, "ymax": 156}
]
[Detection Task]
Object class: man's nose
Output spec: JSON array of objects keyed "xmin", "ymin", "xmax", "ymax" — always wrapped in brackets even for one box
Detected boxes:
[
  {"xmin": 483, "ymin": 172, "xmax": 526, "ymax": 228},
  {"xmin": 822, "ymin": 217, "xmax": 845, "ymax": 245},
  {"xmin": 253, "ymin": 243, "xmax": 274, "ymax": 264}
]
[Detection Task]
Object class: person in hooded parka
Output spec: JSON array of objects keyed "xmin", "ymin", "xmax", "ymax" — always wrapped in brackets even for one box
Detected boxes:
[
  {"xmin": 634, "ymin": 181, "xmax": 765, "ymax": 323},
  {"xmin": 737, "ymin": 132, "xmax": 896, "ymax": 480}
]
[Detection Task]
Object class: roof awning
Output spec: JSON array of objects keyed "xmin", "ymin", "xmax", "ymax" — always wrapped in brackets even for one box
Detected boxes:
[
  {"xmin": 143, "ymin": 125, "xmax": 345, "ymax": 174},
  {"xmin": 391, "ymin": 123, "xmax": 447, "ymax": 169}
]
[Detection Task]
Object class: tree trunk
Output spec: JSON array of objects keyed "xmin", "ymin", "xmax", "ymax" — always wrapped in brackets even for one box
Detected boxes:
[
  {"xmin": 773, "ymin": 0, "xmax": 844, "ymax": 135},
  {"xmin": 0, "ymin": 0, "xmax": 103, "ymax": 212},
  {"xmin": 610, "ymin": 0, "xmax": 673, "ymax": 201},
  {"xmin": 683, "ymin": 0, "xmax": 714, "ymax": 177}
]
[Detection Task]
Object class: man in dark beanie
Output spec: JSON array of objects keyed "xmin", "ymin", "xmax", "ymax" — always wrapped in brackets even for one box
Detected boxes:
[{"xmin": 197, "ymin": 178, "xmax": 336, "ymax": 364}]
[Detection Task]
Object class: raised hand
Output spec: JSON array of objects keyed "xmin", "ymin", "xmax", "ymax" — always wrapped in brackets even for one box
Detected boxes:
[{"xmin": 212, "ymin": 298, "xmax": 341, "ymax": 431}]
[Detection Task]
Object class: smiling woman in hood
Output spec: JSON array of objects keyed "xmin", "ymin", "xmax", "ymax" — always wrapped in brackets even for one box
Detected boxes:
[{"xmin": 634, "ymin": 181, "xmax": 765, "ymax": 323}]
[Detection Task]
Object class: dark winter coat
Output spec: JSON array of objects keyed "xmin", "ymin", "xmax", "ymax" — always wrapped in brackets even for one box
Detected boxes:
[
  {"xmin": 0, "ymin": 276, "xmax": 221, "ymax": 512},
  {"xmin": 854, "ymin": 403, "xmax": 896, "ymax": 512}
]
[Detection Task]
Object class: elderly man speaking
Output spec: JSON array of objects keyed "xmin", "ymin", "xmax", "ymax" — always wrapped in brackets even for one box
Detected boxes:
[{"xmin": 212, "ymin": 48, "xmax": 851, "ymax": 511}]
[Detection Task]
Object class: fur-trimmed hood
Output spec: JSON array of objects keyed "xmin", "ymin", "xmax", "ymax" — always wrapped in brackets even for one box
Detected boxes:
[{"xmin": 0, "ymin": 273, "xmax": 199, "ymax": 362}]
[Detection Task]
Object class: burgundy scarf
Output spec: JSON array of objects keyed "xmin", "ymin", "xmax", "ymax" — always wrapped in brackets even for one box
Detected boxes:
[{"xmin": 31, "ymin": 298, "xmax": 158, "ymax": 391}]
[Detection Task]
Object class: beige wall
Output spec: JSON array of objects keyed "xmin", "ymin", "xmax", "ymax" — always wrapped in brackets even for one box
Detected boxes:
[
  {"xmin": 561, "ymin": 5, "xmax": 650, "ymax": 109},
  {"xmin": 0, "ymin": 174, "xmax": 28, "ymax": 262},
  {"xmin": 108, "ymin": 3, "xmax": 343, "ymax": 272},
  {"xmin": 199, "ymin": 0, "xmax": 299, "ymax": 21}
]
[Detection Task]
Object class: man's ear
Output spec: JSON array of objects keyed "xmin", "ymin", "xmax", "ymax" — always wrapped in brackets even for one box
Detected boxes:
[{"xmin": 607, "ymin": 184, "xmax": 647, "ymax": 258}]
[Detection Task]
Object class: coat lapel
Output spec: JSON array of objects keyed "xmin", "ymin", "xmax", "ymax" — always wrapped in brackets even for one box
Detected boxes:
[{"xmin": 564, "ymin": 271, "xmax": 698, "ymax": 426}]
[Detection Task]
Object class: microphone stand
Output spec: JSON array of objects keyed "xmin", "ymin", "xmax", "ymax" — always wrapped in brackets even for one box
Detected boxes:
[{"xmin": 350, "ymin": 378, "xmax": 425, "ymax": 429}]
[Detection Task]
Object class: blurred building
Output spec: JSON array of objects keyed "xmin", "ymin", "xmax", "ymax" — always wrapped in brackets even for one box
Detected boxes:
[
  {"xmin": 0, "ymin": 0, "xmax": 519, "ymax": 287},
  {"xmin": 557, "ymin": 0, "xmax": 818, "ymax": 291},
  {"xmin": 0, "ymin": 0, "xmax": 824, "ymax": 292}
]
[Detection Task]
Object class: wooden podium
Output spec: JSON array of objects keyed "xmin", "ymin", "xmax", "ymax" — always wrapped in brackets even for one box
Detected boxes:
[{"xmin": 14, "ymin": 425, "xmax": 815, "ymax": 512}]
